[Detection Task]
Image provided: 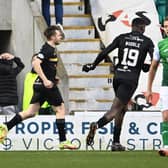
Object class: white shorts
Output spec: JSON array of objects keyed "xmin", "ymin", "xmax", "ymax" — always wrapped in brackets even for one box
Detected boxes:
[{"xmin": 160, "ymin": 86, "xmax": 168, "ymax": 111}]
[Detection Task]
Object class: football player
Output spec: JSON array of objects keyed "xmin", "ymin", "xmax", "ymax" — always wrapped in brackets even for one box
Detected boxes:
[
  {"xmin": 146, "ymin": 17, "xmax": 168, "ymax": 156},
  {"xmin": 83, "ymin": 18, "xmax": 154, "ymax": 151},
  {"xmin": 0, "ymin": 25, "xmax": 77, "ymax": 150}
]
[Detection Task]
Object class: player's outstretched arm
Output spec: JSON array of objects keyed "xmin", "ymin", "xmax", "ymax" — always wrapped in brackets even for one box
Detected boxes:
[
  {"xmin": 146, "ymin": 60, "xmax": 159, "ymax": 102},
  {"xmin": 82, "ymin": 36, "xmax": 120, "ymax": 73}
]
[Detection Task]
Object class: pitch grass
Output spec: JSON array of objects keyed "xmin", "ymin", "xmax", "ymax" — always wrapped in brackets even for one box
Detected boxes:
[{"xmin": 0, "ymin": 151, "xmax": 167, "ymax": 168}]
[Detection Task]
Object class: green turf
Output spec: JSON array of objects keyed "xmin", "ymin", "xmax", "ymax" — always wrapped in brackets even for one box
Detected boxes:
[{"xmin": 0, "ymin": 151, "xmax": 167, "ymax": 168}]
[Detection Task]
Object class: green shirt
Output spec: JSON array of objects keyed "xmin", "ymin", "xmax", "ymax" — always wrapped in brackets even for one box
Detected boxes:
[{"xmin": 156, "ymin": 38, "xmax": 168, "ymax": 86}]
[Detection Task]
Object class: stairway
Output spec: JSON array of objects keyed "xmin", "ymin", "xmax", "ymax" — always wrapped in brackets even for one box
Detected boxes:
[{"xmin": 50, "ymin": 0, "xmax": 114, "ymax": 113}]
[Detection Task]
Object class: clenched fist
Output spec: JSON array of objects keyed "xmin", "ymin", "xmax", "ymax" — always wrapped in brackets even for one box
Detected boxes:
[{"xmin": 82, "ymin": 63, "xmax": 96, "ymax": 73}]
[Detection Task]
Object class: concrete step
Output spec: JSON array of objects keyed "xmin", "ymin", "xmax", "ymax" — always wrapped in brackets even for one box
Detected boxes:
[
  {"xmin": 69, "ymin": 87, "xmax": 114, "ymax": 100},
  {"xmin": 58, "ymin": 39, "xmax": 100, "ymax": 51},
  {"xmin": 50, "ymin": 0, "xmax": 81, "ymax": 3},
  {"xmin": 69, "ymin": 74, "xmax": 113, "ymax": 88},
  {"xmin": 64, "ymin": 26, "xmax": 95, "ymax": 39},
  {"xmin": 51, "ymin": 2, "xmax": 84, "ymax": 15},
  {"xmin": 69, "ymin": 99, "xmax": 113, "ymax": 103},
  {"xmin": 65, "ymin": 63, "xmax": 112, "ymax": 75},
  {"xmin": 59, "ymin": 50, "xmax": 100, "ymax": 64},
  {"xmin": 69, "ymin": 74, "xmax": 113, "ymax": 78},
  {"xmin": 57, "ymin": 0, "xmax": 82, "ymax": 2},
  {"xmin": 74, "ymin": 110, "xmax": 107, "ymax": 113},
  {"xmin": 69, "ymin": 87, "xmax": 113, "ymax": 91},
  {"xmin": 51, "ymin": 14, "xmax": 92, "ymax": 26},
  {"xmin": 69, "ymin": 99, "xmax": 112, "ymax": 111}
]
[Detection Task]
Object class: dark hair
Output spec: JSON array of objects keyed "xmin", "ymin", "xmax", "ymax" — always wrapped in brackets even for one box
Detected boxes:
[
  {"xmin": 164, "ymin": 16, "xmax": 168, "ymax": 22},
  {"xmin": 132, "ymin": 18, "xmax": 146, "ymax": 27},
  {"xmin": 44, "ymin": 25, "xmax": 61, "ymax": 40}
]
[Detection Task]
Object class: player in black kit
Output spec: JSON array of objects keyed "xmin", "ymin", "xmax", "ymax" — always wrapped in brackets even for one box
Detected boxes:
[
  {"xmin": 0, "ymin": 26, "xmax": 77, "ymax": 149},
  {"xmin": 82, "ymin": 18, "xmax": 154, "ymax": 151}
]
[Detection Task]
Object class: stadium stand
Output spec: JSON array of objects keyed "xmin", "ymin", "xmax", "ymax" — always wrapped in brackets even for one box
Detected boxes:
[{"xmin": 50, "ymin": 0, "xmax": 114, "ymax": 113}]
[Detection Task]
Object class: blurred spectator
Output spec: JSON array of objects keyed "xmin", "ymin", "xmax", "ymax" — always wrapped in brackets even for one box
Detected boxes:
[
  {"xmin": 84, "ymin": 0, "xmax": 91, "ymax": 14},
  {"xmin": 0, "ymin": 53, "xmax": 24, "ymax": 115},
  {"xmin": 42, "ymin": 0, "xmax": 63, "ymax": 26},
  {"xmin": 155, "ymin": 0, "xmax": 168, "ymax": 24}
]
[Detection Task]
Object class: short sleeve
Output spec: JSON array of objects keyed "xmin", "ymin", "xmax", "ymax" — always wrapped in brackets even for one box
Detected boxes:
[
  {"xmin": 153, "ymin": 45, "xmax": 160, "ymax": 61},
  {"xmin": 37, "ymin": 43, "xmax": 52, "ymax": 61}
]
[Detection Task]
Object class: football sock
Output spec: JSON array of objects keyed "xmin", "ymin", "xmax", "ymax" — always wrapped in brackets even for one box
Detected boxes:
[
  {"xmin": 113, "ymin": 126, "xmax": 121, "ymax": 143},
  {"xmin": 4, "ymin": 113, "xmax": 22, "ymax": 130},
  {"xmin": 97, "ymin": 116, "xmax": 109, "ymax": 128},
  {"xmin": 56, "ymin": 119, "xmax": 66, "ymax": 142},
  {"xmin": 161, "ymin": 121, "xmax": 168, "ymax": 147}
]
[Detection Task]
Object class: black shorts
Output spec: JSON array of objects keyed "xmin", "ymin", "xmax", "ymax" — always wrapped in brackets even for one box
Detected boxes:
[
  {"xmin": 30, "ymin": 84, "xmax": 64, "ymax": 106},
  {"xmin": 113, "ymin": 78, "xmax": 137, "ymax": 105}
]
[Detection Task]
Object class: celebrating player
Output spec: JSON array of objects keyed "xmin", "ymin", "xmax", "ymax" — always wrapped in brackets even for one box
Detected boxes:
[
  {"xmin": 146, "ymin": 17, "xmax": 168, "ymax": 156},
  {"xmin": 82, "ymin": 18, "xmax": 154, "ymax": 151},
  {"xmin": 0, "ymin": 25, "xmax": 77, "ymax": 150}
]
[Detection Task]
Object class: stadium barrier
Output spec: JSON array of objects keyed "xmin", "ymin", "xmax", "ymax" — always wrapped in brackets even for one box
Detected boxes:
[{"xmin": 0, "ymin": 112, "xmax": 162, "ymax": 151}]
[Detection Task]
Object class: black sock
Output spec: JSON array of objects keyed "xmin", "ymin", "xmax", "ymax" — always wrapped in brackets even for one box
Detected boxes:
[
  {"xmin": 97, "ymin": 116, "xmax": 109, "ymax": 128},
  {"xmin": 56, "ymin": 119, "xmax": 66, "ymax": 142},
  {"xmin": 4, "ymin": 114, "xmax": 22, "ymax": 131},
  {"xmin": 113, "ymin": 126, "xmax": 121, "ymax": 143}
]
